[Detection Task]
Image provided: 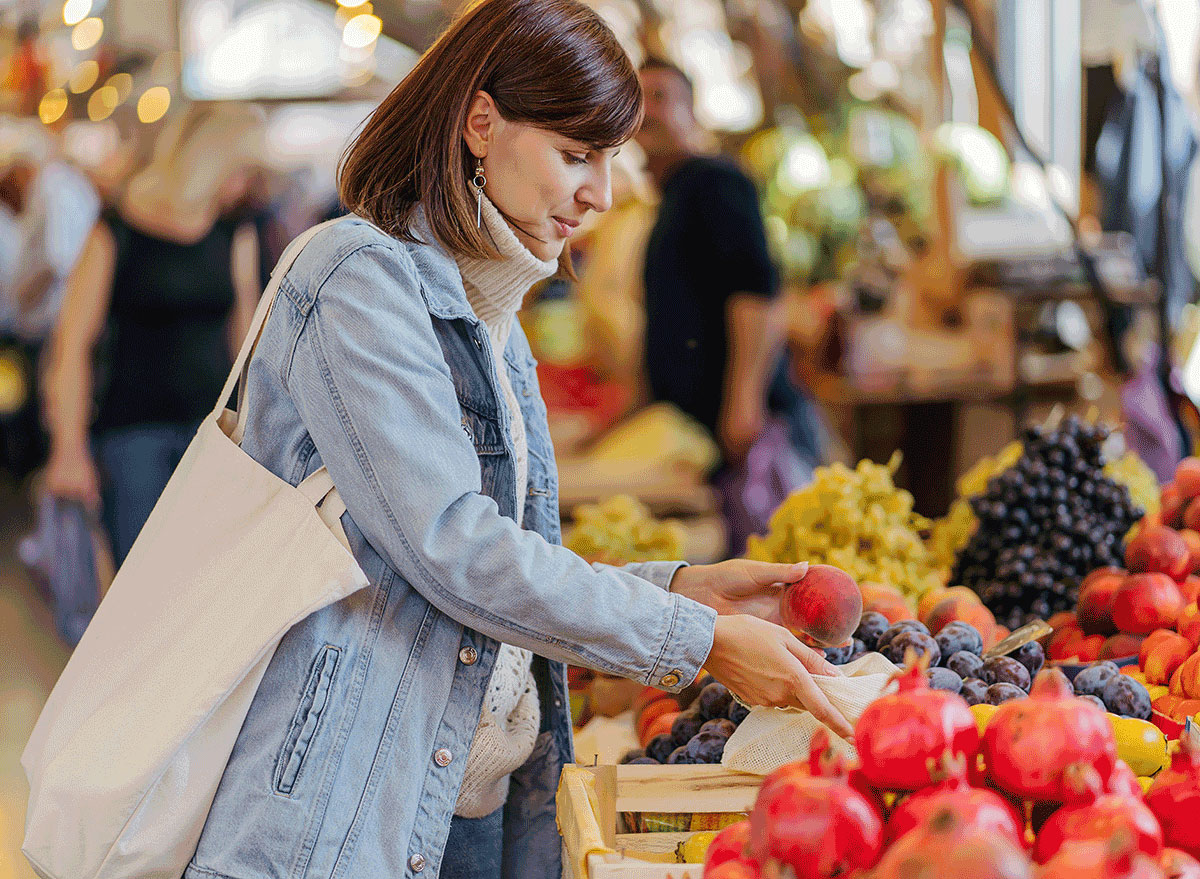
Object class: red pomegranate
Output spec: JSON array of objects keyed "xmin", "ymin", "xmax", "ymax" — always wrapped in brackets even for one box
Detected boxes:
[
  {"xmin": 855, "ymin": 656, "xmax": 980, "ymax": 791},
  {"xmin": 1039, "ymin": 833, "xmax": 1167, "ymax": 879},
  {"xmin": 884, "ymin": 753, "xmax": 1024, "ymax": 849},
  {"xmin": 1162, "ymin": 849, "xmax": 1200, "ymax": 879},
  {"xmin": 1145, "ymin": 735, "xmax": 1200, "ymax": 858},
  {"xmin": 703, "ymin": 859, "xmax": 760, "ymax": 879},
  {"xmin": 870, "ymin": 808, "xmax": 1033, "ymax": 879},
  {"xmin": 1033, "ymin": 764, "xmax": 1163, "ymax": 864},
  {"xmin": 982, "ymin": 668, "xmax": 1117, "ymax": 802},
  {"xmin": 704, "ymin": 821, "xmax": 754, "ymax": 873},
  {"xmin": 1105, "ymin": 753, "xmax": 1148, "ymax": 801},
  {"xmin": 747, "ymin": 730, "xmax": 883, "ymax": 876}
]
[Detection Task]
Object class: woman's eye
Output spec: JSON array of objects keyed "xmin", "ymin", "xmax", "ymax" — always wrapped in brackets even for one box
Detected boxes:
[{"xmin": 563, "ymin": 152, "xmax": 588, "ymax": 166}]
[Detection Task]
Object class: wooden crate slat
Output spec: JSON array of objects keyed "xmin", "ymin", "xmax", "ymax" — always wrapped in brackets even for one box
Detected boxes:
[
  {"xmin": 587, "ymin": 853, "xmax": 704, "ymax": 879},
  {"xmin": 614, "ymin": 763, "xmax": 761, "ymax": 813}
]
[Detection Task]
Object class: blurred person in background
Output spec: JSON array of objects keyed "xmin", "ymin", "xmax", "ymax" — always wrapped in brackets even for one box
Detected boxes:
[
  {"xmin": 0, "ymin": 116, "xmax": 98, "ymax": 478},
  {"xmin": 636, "ymin": 58, "xmax": 827, "ymax": 548},
  {"xmin": 42, "ymin": 102, "xmax": 265, "ymax": 564}
]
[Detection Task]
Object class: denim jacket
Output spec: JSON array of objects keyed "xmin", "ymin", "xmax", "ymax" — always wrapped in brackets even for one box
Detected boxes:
[{"xmin": 183, "ymin": 214, "xmax": 717, "ymax": 879}]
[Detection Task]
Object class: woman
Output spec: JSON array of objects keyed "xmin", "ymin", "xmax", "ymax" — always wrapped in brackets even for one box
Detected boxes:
[
  {"xmin": 175, "ymin": 3, "xmax": 851, "ymax": 878},
  {"xmin": 42, "ymin": 103, "xmax": 264, "ymax": 564}
]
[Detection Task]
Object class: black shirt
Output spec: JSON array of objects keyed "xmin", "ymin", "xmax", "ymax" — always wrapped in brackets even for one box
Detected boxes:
[
  {"xmin": 93, "ymin": 209, "xmax": 244, "ymax": 433},
  {"xmin": 643, "ymin": 156, "xmax": 777, "ymax": 435}
]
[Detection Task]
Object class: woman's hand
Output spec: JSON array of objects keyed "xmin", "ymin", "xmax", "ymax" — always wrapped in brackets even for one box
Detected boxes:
[
  {"xmin": 44, "ymin": 442, "xmax": 101, "ymax": 511},
  {"xmin": 705, "ymin": 614, "xmax": 855, "ymax": 740},
  {"xmin": 670, "ymin": 559, "xmax": 810, "ymax": 623}
]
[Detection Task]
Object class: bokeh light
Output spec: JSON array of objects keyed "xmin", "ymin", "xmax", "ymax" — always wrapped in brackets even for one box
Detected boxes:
[{"xmin": 137, "ymin": 86, "xmax": 171, "ymax": 123}]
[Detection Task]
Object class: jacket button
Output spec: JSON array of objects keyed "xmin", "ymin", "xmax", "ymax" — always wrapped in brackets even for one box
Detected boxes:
[
  {"xmin": 459, "ymin": 646, "xmax": 478, "ymax": 666},
  {"xmin": 659, "ymin": 672, "xmax": 681, "ymax": 688},
  {"xmin": 473, "ymin": 335, "xmax": 483, "ymax": 350},
  {"xmin": 409, "ymin": 853, "xmax": 426, "ymax": 873},
  {"xmin": 434, "ymin": 748, "xmax": 453, "ymax": 767}
]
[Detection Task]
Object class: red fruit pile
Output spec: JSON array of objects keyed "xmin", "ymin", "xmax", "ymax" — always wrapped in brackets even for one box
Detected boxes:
[{"xmin": 702, "ymin": 659, "xmax": 1200, "ymax": 879}]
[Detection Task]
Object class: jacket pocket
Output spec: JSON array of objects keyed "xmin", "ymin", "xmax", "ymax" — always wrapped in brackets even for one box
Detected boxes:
[
  {"xmin": 273, "ymin": 644, "xmax": 341, "ymax": 796},
  {"xmin": 459, "ymin": 405, "xmax": 505, "ymax": 456}
]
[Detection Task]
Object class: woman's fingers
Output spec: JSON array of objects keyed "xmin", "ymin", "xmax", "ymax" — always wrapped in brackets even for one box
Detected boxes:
[
  {"xmin": 789, "ymin": 636, "xmax": 845, "ymax": 677},
  {"xmin": 722, "ymin": 560, "xmax": 808, "ymax": 598}
]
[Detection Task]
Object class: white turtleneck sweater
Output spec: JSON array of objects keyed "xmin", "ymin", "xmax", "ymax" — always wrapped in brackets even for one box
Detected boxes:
[{"xmin": 452, "ymin": 195, "xmax": 558, "ymax": 818}]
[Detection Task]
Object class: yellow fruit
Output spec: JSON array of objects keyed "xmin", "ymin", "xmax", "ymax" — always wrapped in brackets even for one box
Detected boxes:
[
  {"xmin": 1109, "ymin": 715, "xmax": 1169, "ymax": 777},
  {"xmin": 1139, "ymin": 776, "xmax": 1154, "ymax": 795},
  {"xmin": 678, "ymin": 831, "xmax": 719, "ymax": 864},
  {"xmin": 1148, "ymin": 685, "xmax": 1170, "ymax": 701},
  {"xmin": 970, "ymin": 703, "xmax": 998, "ymax": 735},
  {"xmin": 1125, "ymin": 671, "xmax": 1149, "ymax": 686}
]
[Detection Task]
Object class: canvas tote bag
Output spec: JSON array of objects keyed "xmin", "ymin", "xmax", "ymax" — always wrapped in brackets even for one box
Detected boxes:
[{"xmin": 21, "ymin": 218, "xmax": 370, "ymax": 879}]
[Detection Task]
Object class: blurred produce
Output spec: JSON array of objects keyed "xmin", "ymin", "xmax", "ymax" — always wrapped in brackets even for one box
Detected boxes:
[
  {"xmin": 564, "ymin": 494, "xmax": 687, "ymax": 566},
  {"xmin": 746, "ymin": 454, "xmax": 945, "ymax": 604},
  {"xmin": 1107, "ymin": 452, "xmax": 1161, "ymax": 522}
]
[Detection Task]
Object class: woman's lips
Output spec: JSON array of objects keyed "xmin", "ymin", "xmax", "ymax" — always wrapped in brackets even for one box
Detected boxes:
[{"xmin": 553, "ymin": 216, "xmax": 579, "ymax": 238}]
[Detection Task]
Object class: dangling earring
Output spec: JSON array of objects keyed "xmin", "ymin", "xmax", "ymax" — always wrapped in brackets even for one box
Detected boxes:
[{"xmin": 471, "ymin": 160, "xmax": 487, "ymax": 228}]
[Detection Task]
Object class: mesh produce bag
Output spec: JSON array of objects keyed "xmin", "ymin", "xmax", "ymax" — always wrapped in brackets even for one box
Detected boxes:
[{"xmin": 721, "ymin": 652, "xmax": 899, "ymax": 774}]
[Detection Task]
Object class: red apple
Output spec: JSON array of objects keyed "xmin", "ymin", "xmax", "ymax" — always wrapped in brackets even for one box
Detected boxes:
[
  {"xmin": 780, "ymin": 564, "xmax": 862, "ymax": 647},
  {"xmin": 1162, "ymin": 482, "xmax": 1185, "ymax": 529},
  {"xmin": 1077, "ymin": 567, "xmax": 1126, "ymax": 635},
  {"xmin": 1176, "ymin": 458, "xmax": 1200, "ymax": 500},
  {"xmin": 1112, "ymin": 573, "xmax": 1186, "ymax": 634},
  {"xmin": 1126, "ymin": 525, "xmax": 1191, "ymax": 580}
]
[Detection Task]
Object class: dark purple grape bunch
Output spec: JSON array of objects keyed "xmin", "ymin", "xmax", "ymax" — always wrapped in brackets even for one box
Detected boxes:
[{"xmin": 951, "ymin": 417, "xmax": 1142, "ymax": 630}]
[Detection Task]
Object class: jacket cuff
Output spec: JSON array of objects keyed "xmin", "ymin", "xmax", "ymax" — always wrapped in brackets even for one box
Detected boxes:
[{"xmin": 645, "ymin": 595, "xmax": 716, "ymax": 693}]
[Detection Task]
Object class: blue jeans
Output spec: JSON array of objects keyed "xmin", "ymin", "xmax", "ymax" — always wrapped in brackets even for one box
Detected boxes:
[
  {"xmin": 439, "ymin": 808, "xmax": 503, "ymax": 879},
  {"xmin": 94, "ymin": 422, "xmax": 196, "ymax": 565}
]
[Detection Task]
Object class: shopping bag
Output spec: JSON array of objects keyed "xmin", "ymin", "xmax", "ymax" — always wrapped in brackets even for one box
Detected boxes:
[
  {"xmin": 17, "ymin": 490, "xmax": 113, "ymax": 646},
  {"xmin": 21, "ymin": 218, "xmax": 370, "ymax": 879}
]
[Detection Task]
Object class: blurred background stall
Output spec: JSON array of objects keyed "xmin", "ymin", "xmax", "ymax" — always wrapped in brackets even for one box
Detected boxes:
[{"xmin": 1, "ymin": 0, "xmax": 1199, "ymax": 875}]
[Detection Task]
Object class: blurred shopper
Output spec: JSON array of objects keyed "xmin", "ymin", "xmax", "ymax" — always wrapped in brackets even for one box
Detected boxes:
[
  {"xmin": 636, "ymin": 58, "xmax": 827, "ymax": 549},
  {"xmin": 42, "ymin": 103, "xmax": 265, "ymax": 564},
  {"xmin": 168, "ymin": 3, "xmax": 850, "ymax": 878},
  {"xmin": 0, "ymin": 117, "xmax": 98, "ymax": 479}
]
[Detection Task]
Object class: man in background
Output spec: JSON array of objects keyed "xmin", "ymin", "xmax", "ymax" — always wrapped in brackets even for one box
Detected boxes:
[{"xmin": 636, "ymin": 60, "xmax": 827, "ymax": 543}]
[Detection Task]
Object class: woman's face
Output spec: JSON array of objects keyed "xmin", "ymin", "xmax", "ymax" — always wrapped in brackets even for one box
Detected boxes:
[{"xmin": 468, "ymin": 96, "xmax": 620, "ymax": 261}]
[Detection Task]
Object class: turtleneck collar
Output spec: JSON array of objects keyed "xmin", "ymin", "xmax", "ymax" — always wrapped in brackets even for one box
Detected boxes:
[{"xmin": 453, "ymin": 194, "xmax": 558, "ymax": 343}]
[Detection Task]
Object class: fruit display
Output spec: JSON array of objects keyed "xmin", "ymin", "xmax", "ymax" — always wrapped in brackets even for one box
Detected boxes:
[
  {"xmin": 628, "ymin": 678, "xmax": 747, "ymax": 767},
  {"xmin": 746, "ymin": 454, "xmax": 945, "ymax": 604},
  {"xmin": 927, "ymin": 442, "xmax": 1024, "ymax": 570},
  {"xmin": 952, "ymin": 418, "xmax": 1143, "ymax": 630},
  {"xmin": 563, "ymin": 494, "xmax": 687, "ymax": 565},
  {"xmin": 698, "ymin": 655, "xmax": 1200, "ymax": 879}
]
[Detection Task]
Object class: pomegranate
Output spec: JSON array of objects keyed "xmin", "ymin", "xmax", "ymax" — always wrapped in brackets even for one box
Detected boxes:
[
  {"xmin": 705, "ymin": 821, "xmax": 754, "ymax": 873},
  {"xmin": 747, "ymin": 730, "xmax": 883, "ymax": 876},
  {"xmin": 870, "ymin": 808, "xmax": 1033, "ymax": 879},
  {"xmin": 1145, "ymin": 734, "xmax": 1200, "ymax": 858},
  {"xmin": 982, "ymin": 668, "xmax": 1117, "ymax": 802},
  {"xmin": 1039, "ymin": 833, "xmax": 1167, "ymax": 879},
  {"xmin": 855, "ymin": 656, "xmax": 980, "ymax": 791},
  {"xmin": 1162, "ymin": 849, "xmax": 1200, "ymax": 879},
  {"xmin": 704, "ymin": 859, "xmax": 760, "ymax": 879},
  {"xmin": 1098, "ymin": 752, "xmax": 1147, "ymax": 801},
  {"xmin": 884, "ymin": 753, "xmax": 1024, "ymax": 849},
  {"xmin": 1033, "ymin": 764, "xmax": 1163, "ymax": 863}
]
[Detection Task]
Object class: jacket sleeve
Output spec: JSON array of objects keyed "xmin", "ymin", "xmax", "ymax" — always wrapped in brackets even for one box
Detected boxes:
[
  {"xmin": 594, "ymin": 561, "xmax": 688, "ymax": 592},
  {"xmin": 282, "ymin": 242, "xmax": 715, "ymax": 691}
]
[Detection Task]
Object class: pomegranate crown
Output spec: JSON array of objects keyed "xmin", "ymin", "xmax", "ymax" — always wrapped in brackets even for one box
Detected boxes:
[
  {"xmin": 1030, "ymin": 667, "xmax": 1075, "ymax": 700},
  {"xmin": 1062, "ymin": 762, "xmax": 1105, "ymax": 803},
  {"xmin": 807, "ymin": 728, "xmax": 846, "ymax": 777},
  {"xmin": 889, "ymin": 649, "xmax": 932, "ymax": 692},
  {"xmin": 928, "ymin": 750, "xmax": 969, "ymax": 785}
]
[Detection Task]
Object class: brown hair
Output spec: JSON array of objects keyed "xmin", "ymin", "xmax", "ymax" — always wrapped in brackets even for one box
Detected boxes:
[{"xmin": 338, "ymin": 0, "xmax": 642, "ymax": 271}]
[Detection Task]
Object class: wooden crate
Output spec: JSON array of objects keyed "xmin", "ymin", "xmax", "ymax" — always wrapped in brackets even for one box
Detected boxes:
[{"xmin": 558, "ymin": 763, "xmax": 763, "ymax": 879}]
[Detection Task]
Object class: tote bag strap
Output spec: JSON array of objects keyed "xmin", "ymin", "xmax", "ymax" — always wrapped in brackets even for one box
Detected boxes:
[{"xmin": 212, "ymin": 217, "xmax": 348, "ymax": 439}]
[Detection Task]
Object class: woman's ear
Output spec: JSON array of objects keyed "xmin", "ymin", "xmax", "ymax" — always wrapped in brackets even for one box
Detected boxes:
[{"xmin": 463, "ymin": 90, "xmax": 497, "ymax": 159}]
